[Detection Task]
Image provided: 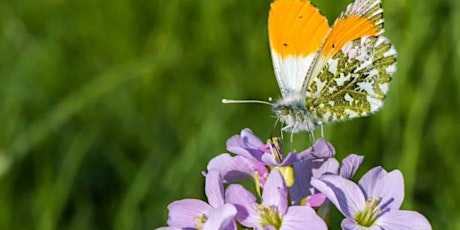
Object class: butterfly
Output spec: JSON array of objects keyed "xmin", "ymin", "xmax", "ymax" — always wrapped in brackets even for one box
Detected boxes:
[{"xmin": 224, "ymin": 0, "xmax": 397, "ymax": 134}]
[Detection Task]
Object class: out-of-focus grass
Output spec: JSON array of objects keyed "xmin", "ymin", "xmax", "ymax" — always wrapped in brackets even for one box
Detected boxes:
[{"xmin": 0, "ymin": 0, "xmax": 458, "ymax": 229}]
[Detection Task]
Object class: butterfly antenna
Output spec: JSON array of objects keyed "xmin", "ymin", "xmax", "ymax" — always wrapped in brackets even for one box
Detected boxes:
[{"xmin": 222, "ymin": 99, "xmax": 273, "ymax": 105}]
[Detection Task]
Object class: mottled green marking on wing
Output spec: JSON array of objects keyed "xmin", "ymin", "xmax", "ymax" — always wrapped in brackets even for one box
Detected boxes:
[{"xmin": 306, "ymin": 36, "xmax": 397, "ymax": 122}]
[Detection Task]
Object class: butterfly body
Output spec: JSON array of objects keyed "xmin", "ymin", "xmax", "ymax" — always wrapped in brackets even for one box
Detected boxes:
[
  {"xmin": 268, "ymin": 0, "xmax": 397, "ymax": 133},
  {"xmin": 272, "ymin": 97, "xmax": 320, "ymax": 132}
]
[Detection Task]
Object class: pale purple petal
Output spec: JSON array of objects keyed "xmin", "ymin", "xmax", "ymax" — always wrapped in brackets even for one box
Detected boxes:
[
  {"xmin": 205, "ymin": 170, "xmax": 224, "ymax": 208},
  {"xmin": 341, "ymin": 218, "xmax": 380, "ymax": 230},
  {"xmin": 359, "ymin": 167, "xmax": 404, "ymax": 210},
  {"xmin": 223, "ymin": 221, "xmax": 238, "ymax": 230},
  {"xmin": 261, "ymin": 151, "xmax": 299, "ymax": 166},
  {"xmin": 298, "ymin": 138, "xmax": 335, "ymax": 160},
  {"xmin": 207, "ymin": 154, "xmax": 257, "ymax": 183},
  {"xmin": 311, "ymin": 175, "xmax": 365, "ymax": 218},
  {"xmin": 281, "ymin": 206, "xmax": 327, "ymax": 230},
  {"xmin": 357, "ymin": 166, "xmax": 386, "ymax": 197},
  {"xmin": 289, "ymin": 160, "xmax": 313, "ymax": 204},
  {"xmin": 240, "ymin": 128, "xmax": 265, "ymax": 146},
  {"xmin": 339, "ymin": 154, "xmax": 364, "ymax": 179},
  {"xmin": 306, "ymin": 193, "xmax": 327, "ymax": 208},
  {"xmin": 290, "ymin": 157, "xmax": 335, "ymax": 205},
  {"xmin": 373, "ymin": 170, "xmax": 404, "ymax": 210},
  {"xmin": 312, "ymin": 158, "xmax": 339, "ymax": 178},
  {"xmin": 167, "ymin": 199, "xmax": 212, "ymax": 227},
  {"xmin": 227, "ymin": 129, "xmax": 265, "ymax": 148},
  {"xmin": 340, "ymin": 218, "xmax": 358, "ymax": 230},
  {"xmin": 225, "ymin": 184, "xmax": 259, "ymax": 227},
  {"xmin": 261, "ymin": 168, "xmax": 288, "ymax": 215},
  {"xmin": 203, "ymin": 204, "xmax": 237, "ymax": 230},
  {"xmin": 255, "ymin": 162, "xmax": 269, "ymax": 186},
  {"xmin": 227, "ymin": 129, "xmax": 265, "ymax": 161},
  {"xmin": 376, "ymin": 210, "xmax": 432, "ymax": 230},
  {"xmin": 155, "ymin": 227, "xmax": 183, "ymax": 230}
]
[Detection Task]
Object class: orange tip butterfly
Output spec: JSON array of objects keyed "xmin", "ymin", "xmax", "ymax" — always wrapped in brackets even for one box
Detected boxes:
[{"xmin": 224, "ymin": 0, "xmax": 397, "ymax": 134}]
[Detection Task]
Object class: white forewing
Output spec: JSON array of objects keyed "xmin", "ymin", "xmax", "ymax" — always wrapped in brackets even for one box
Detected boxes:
[{"xmin": 271, "ymin": 50, "xmax": 315, "ymax": 98}]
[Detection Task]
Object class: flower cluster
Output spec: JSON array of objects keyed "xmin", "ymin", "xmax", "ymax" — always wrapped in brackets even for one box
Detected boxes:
[{"xmin": 156, "ymin": 129, "xmax": 431, "ymax": 230}]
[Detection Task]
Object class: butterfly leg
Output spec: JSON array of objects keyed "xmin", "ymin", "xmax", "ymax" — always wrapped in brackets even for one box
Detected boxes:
[
  {"xmin": 271, "ymin": 118, "xmax": 281, "ymax": 140},
  {"xmin": 281, "ymin": 123, "xmax": 293, "ymax": 134},
  {"xmin": 308, "ymin": 130, "xmax": 315, "ymax": 144},
  {"xmin": 320, "ymin": 123, "xmax": 324, "ymax": 138},
  {"xmin": 289, "ymin": 122, "xmax": 298, "ymax": 149}
]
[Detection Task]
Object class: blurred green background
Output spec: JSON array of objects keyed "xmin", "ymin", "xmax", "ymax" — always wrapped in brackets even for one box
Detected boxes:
[{"xmin": 0, "ymin": 0, "xmax": 458, "ymax": 229}]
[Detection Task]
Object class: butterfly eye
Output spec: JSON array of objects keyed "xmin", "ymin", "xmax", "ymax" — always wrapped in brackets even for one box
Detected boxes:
[
  {"xmin": 281, "ymin": 107, "xmax": 292, "ymax": 116},
  {"xmin": 273, "ymin": 105, "xmax": 291, "ymax": 116}
]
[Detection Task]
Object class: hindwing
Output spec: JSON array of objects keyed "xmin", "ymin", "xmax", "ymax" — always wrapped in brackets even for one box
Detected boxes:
[{"xmin": 306, "ymin": 36, "xmax": 397, "ymax": 122}]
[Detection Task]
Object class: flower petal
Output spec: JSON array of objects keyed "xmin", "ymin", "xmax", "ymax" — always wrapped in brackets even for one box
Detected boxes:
[
  {"xmin": 203, "ymin": 204, "xmax": 237, "ymax": 230},
  {"xmin": 359, "ymin": 167, "xmax": 404, "ymax": 210},
  {"xmin": 298, "ymin": 138, "xmax": 335, "ymax": 160},
  {"xmin": 241, "ymin": 128, "xmax": 265, "ymax": 146},
  {"xmin": 205, "ymin": 170, "xmax": 224, "ymax": 208},
  {"xmin": 306, "ymin": 193, "xmax": 327, "ymax": 208},
  {"xmin": 155, "ymin": 227, "xmax": 183, "ymax": 230},
  {"xmin": 225, "ymin": 184, "xmax": 259, "ymax": 227},
  {"xmin": 311, "ymin": 175, "xmax": 365, "ymax": 218},
  {"xmin": 281, "ymin": 206, "xmax": 327, "ymax": 230},
  {"xmin": 340, "ymin": 217, "xmax": 357, "ymax": 230},
  {"xmin": 262, "ymin": 168, "xmax": 288, "ymax": 215},
  {"xmin": 289, "ymin": 160, "xmax": 314, "ymax": 205},
  {"xmin": 207, "ymin": 154, "xmax": 256, "ymax": 183},
  {"xmin": 339, "ymin": 154, "xmax": 364, "ymax": 179},
  {"xmin": 227, "ymin": 129, "xmax": 265, "ymax": 161},
  {"xmin": 167, "ymin": 199, "xmax": 212, "ymax": 227},
  {"xmin": 261, "ymin": 151, "xmax": 299, "ymax": 166},
  {"xmin": 376, "ymin": 210, "xmax": 432, "ymax": 230},
  {"xmin": 312, "ymin": 158, "xmax": 339, "ymax": 178},
  {"xmin": 357, "ymin": 166, "xmax": 386, "ymax": 196},
  {"xmin": 226, "ymin": 129, "xmax": 263, "ymax": 148},
  {"xmin": 341, "ymin": 218, "xmax": 380, "ymax": 230}
]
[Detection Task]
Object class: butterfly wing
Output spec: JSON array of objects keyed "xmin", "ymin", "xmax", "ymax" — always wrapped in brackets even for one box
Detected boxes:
[
  {"xmin": 303, "ymin": 0, "xmax": 396, "ymax": 122},
  {"xmin": 306, "ymin": 36, "xmax": 396, "ymax": 121},
  {"xmin": 302, "ymin": 0, "xmax": 384, "ymax": 94},
  {"xmin": 268, "ymin": 0, "xmax": 329, "ymax": 98}
]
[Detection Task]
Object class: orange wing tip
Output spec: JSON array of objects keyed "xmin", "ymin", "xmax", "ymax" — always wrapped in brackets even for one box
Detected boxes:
[
  {"xmin": 268, "ymin": 0, "xmax": 329, "ymax": 58},
  {"xmin": 322, "ymin": 15, "xmax": 379, "ymax": 56}
]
